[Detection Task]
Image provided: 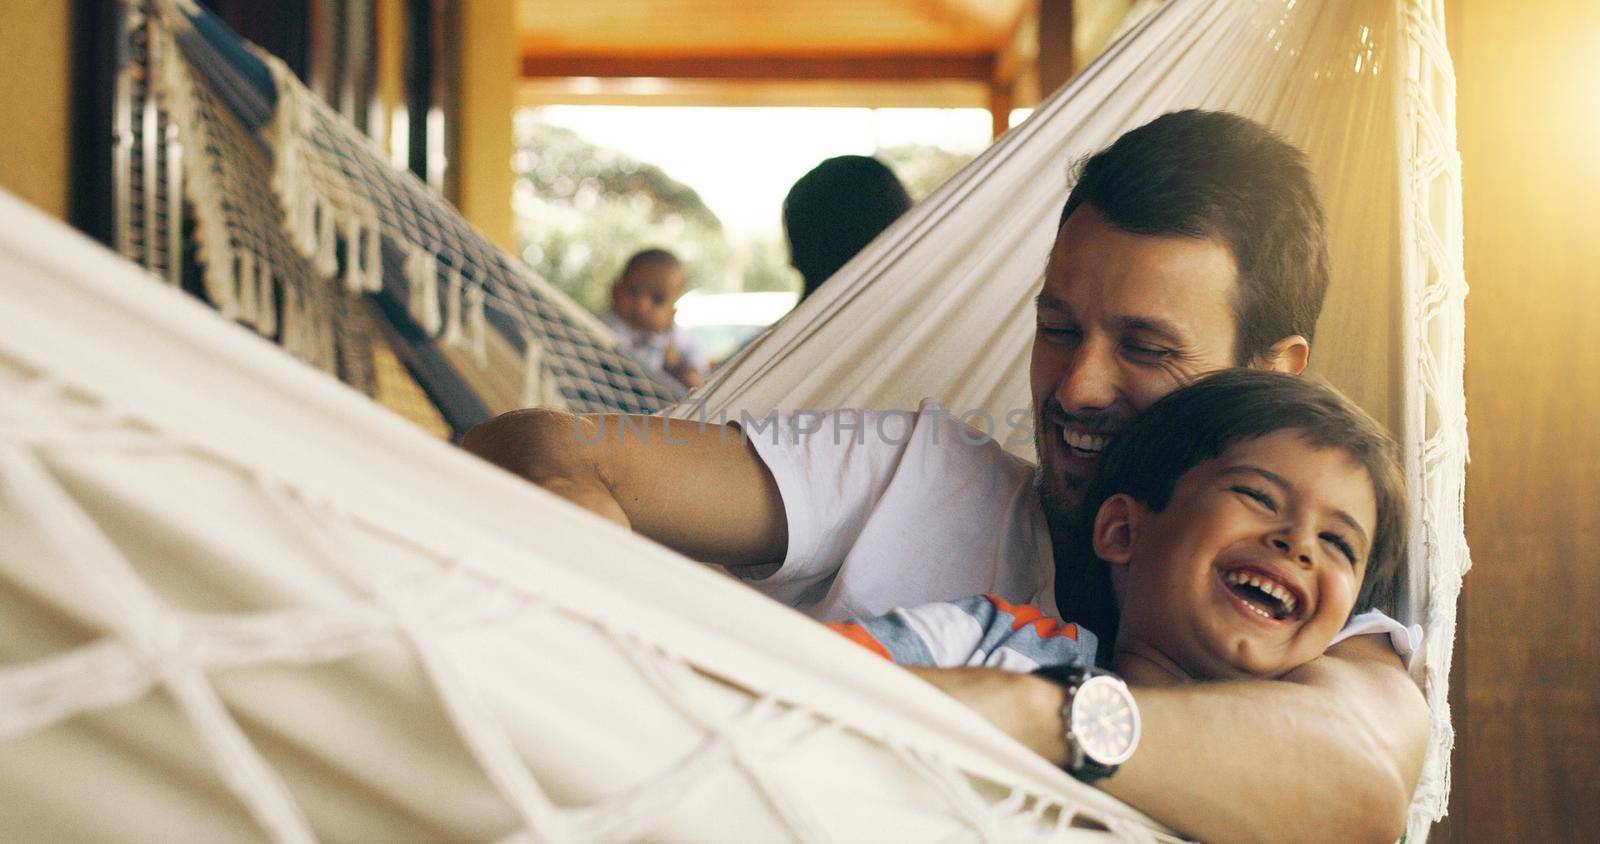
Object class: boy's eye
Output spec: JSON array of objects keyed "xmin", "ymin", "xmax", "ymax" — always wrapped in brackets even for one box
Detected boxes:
[
  {"xmin": 1231, "ymin": 484, "xmax": 1278, "ymax": 512},
  {"xmin": 1321, "ymin": 532, "xmax": 1359, "ymax": 565}
]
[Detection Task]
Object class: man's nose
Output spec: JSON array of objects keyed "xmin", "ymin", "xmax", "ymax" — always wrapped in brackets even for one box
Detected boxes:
[{"xmin": 1054, "ymin": 342, "xmax": 1119, "ymax": 414}]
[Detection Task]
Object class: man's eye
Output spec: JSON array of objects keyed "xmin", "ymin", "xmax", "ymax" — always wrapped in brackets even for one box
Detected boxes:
[
  {"xmin": 1122, "ymin": 342, "xmax": 1171, "ymax": 359},
  {"xmin": 1321, "ymin": 533, "xmax": 1359, "ymax": 565},
  {"xmin": 1231, "ymin": 485, "xmax": 1278, "ymax": 511}
]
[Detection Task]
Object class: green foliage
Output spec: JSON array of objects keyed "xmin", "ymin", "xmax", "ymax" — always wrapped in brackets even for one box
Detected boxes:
[
  {"xmin": 875, "ymin": 143, "xmax": 976, "ymax": 202},
  {"xmin": 512, "ymin": 117, "xmax": 975, "ymax": 313},
  {"xmin": 513, "ymin": 120, "xmax": 737, "ymax": 313}
]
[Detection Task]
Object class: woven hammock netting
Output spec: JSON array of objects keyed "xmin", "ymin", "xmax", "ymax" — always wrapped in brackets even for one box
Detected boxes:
[{"xmin": 0, "ymin": 0, "xmax": 1467, "ymax": 840}]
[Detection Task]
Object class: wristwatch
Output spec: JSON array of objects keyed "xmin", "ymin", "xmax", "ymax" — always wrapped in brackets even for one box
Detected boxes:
[{"xmin": 1032, "ymin": 664, "xmax": 1140, "ymax": 783}]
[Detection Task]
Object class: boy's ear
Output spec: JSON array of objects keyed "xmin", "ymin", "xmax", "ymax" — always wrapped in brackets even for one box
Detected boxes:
[{"xmin": 1092, "ymin": 493, "xmax": 1143, "ymax": 565}]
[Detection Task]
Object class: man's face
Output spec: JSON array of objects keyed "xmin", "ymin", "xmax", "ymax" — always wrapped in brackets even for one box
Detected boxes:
[
  {"xmin": 1106, "ymin": 430, "xmax": 1375, "ymax": 680},
  {"xmin": 611, "ymin": 262, "xmax": 685, "ymax": 334},
  {"xmin": 1031, "ymin": 205, "xmax": 1243, "ymax": 519}
]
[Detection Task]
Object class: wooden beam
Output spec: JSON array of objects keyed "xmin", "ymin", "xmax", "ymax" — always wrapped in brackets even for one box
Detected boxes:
[
  {"xmin": 519, "ymin": 77, "xmax": 991, "ymax": 109},
  {"xmin": 520, "ymin": 52, "xmax": 995, "ymax": 82}
]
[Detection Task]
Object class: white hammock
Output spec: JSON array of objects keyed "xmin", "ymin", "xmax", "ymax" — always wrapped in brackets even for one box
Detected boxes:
[
  {"xmin": 0, "ymin": 190, "xmax": 1169, "ymax": 841},
  {"xmin": 0, "ymin": 0, "xmax": 1466, "ymax": 839},
  {"xmin": 688, "ymin": 1, "xmax": 1468, "ymax": 837}
]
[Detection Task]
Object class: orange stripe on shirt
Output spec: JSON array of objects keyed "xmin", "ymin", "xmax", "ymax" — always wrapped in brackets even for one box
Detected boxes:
[
  {"xmin": 984, "ymin": 594, "xmax": 1078, "ymax": 641},
  {"xmin": 826, "ymin": 621, "xmax": 894, "ymax": 660}
]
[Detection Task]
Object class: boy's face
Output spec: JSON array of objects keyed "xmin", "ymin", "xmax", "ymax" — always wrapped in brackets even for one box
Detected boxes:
[
  {"xmin": 611, "ymin": 261, "xmax": 684, "ymax": 334},
  {"xmin": 1102, "ymin": 430, "xmax": 1375, "ymax": 680}
]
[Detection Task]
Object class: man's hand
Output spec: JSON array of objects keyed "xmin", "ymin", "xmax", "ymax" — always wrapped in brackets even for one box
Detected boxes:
[
  {"xmin": 461, "ymin": 411, "xmax": 628, "ymax": 526},
  {"xmin": 908, "ymin": 635, "xmax": 1427, "ymax": 843},
  {"xmin": 460, "ymin": 409, "xmax": 786, "ymax": 566}
]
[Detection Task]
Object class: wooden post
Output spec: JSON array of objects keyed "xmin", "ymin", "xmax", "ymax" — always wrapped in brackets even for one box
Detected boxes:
[{"xmin": 1037, "ymin": 0, "xmax": 1075, "ymax": 100}]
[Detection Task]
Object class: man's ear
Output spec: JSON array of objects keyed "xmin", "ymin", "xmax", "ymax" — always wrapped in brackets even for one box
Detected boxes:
[
  {"xmin": 1092, "ymin": 493, "xmax": 1143, "ymax": 565},
  {"xmin": 1252, "ymin": 335, "xmax": 1310, "ymax": 375}
]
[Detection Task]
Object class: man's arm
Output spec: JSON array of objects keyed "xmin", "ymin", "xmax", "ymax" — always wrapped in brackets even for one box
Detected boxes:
[
  {"xmin": 911, "ymin": 634, "xmax": 1428, "ymax": 843},
  {"xmin": 460, "ymin": 410, "xmax": 786, "ymax": 567}
]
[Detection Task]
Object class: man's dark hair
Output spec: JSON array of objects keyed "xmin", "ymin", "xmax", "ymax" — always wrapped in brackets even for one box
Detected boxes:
[
  {"xmin": 618, "ymin": 247, "xmax": 681, "ymax": 280},
  {"xmin": 1060, "ymin": 370, "xmax": 1407, "ymax": 639},
  {"xmin": 1058, "ymin": 109, "xmax": 1330, "ymax": 364},
  {"xmin": 783, "ymin": 155, "xmax": 912, "ymax": 299}
]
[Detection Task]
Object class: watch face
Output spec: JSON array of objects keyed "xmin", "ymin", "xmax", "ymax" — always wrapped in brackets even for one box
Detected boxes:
[{"xmin": 1071, "ymin": 675, "xmax": 1140, "ymax": 767}]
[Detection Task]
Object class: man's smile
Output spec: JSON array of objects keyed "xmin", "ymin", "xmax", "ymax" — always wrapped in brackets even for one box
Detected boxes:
[{"xmin": 1063, "ymin": 427, "xmax": 1109, "ymax": 456}]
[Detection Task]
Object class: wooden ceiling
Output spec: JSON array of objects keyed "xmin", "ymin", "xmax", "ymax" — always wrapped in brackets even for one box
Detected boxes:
[
  {"xmin": 517, "ymin": 0, "xmax": 1031, "ymax": 61},
  {"xmin": 516, "ymin": 0, "xmax": 1034, "ymax": 88},
  {"xmin": 512, "ymin": 1, "xmax": 1144, "ymax": 128}
]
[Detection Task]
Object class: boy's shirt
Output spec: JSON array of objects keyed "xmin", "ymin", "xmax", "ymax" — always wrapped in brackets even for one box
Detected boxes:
[
  {"xmin": 828, "ymin": 595, "xmax": 1097, "ymax": 673},
  {"xmin": 600, "ymin": 310, "xmax": 710, "ymax": 384},
  {"xmin": 831, "ymin": 596, "xmax": 1424, "ymax": 673}
]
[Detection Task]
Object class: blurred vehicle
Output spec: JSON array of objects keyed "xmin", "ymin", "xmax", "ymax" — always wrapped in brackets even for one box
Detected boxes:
[{"xmin": 673, "ymin": 290, "xmax": 799, "ymax": 366}]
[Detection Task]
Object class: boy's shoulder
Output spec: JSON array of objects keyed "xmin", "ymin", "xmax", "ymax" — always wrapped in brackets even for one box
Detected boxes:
[{"xmin": 833, "ymin": 595, "xmax": 1098, "ymax": 673}]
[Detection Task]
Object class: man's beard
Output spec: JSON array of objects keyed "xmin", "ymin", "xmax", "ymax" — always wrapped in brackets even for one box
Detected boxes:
[{"xmin": 1032, "ymin": 434, "xmax": 1085, "ymax": 531}]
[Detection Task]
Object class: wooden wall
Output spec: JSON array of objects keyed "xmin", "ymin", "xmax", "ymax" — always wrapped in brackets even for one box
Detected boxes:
[
  {"xmin": 0, "ymin": 0, "xmax": 73, "ymax": 220},
  {"xmin": 1436, "ymin": 0, "xmax": 1600, "ymax": 838}
]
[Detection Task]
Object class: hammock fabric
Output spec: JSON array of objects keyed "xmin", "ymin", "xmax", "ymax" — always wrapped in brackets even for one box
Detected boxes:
[
  {"xmin": 149, "ymin": 0, "xmax": 683, "ymax": 429},
  {"xmin": 2, "ymin": 0, "xmax": 1467, "ymax": 839},
  {"xmin": 0, "ymin": 189, "xmax": 1171, "ymax": 841},
  {"xmin": 689, "ymin": 2, "xmax": 1468, "ymax": 837}
]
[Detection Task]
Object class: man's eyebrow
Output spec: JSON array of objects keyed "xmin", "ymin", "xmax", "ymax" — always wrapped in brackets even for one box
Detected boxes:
[
  {"xmin": 1034, "ymin": 293, "xmax": 1070, "ymax": 312},
  {"xmin": 1222, "ymin": 465, "xmax": 1372, "ymax": 550}
]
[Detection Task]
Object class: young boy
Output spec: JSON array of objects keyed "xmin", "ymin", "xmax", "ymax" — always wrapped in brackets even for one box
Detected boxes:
[
  {"xmin": 600, "ymin": 248, "xmax": 708, "ymax": 391},
  {"xmin": 829, "ymin": 370, "xmax": 1421, "ymax": 686}
]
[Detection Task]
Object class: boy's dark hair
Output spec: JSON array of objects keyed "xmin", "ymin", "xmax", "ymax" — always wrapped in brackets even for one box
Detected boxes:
[
  {"xmin": 1060, "ymin": 370, "xmax": 1407, "ymax": 637},
  {"xmin": 1058, "ymin": 109, "xmax": 1330, "ymax": 365},
  {"xmin": 783, "ymin": 155, "xmax": 912, "ymax": 300},
  {"xmin": 618, "ymin": 247, "xmax": 680, "ymax": 280}
]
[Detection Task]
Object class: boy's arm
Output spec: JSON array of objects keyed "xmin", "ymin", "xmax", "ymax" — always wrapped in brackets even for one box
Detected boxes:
[
  {"xmin": 912, "ymin": 634, "xmax": 1427, "ymax": 843},
  {"xmin": 460, "ymin": 410, "xmax": 785, "ymax": 568}
]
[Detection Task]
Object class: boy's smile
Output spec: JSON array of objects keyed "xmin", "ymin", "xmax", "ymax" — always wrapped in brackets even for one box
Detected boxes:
[{"xmin": 1103, "ymin": 429, "xmax": 1376, "ymax": 681}]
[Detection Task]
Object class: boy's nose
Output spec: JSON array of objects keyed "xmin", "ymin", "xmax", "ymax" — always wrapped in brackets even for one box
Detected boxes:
[{"xmin": 1270, "ymin": 535, "xmax": 1313, "ymax": 566}]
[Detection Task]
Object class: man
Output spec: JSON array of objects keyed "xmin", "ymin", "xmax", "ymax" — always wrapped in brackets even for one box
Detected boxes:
[{"xmin": 462, "ymin": 110, "xmax": 1426, "ymax": 841}]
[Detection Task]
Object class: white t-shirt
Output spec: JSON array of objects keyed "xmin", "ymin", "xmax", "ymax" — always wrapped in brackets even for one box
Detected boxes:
[
  {"xmin": 741, "ymin": 400, "xmax": 1056, "ymax": 622},
  {"xmin": 743, "ymin": 400, "xmax": 1423, "ymax": 666}
]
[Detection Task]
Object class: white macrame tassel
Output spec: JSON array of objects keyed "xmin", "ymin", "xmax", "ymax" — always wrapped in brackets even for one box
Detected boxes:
[
  {"xmin": 257, "ymin": 264, "xmax": 277, "ymax": 336},
  {"xmin": 342, "ymin": 217, "xmax": 365, "ymax": 293},
  {"xmin": 210, "ymin": 240, "xmax": 238, "ymax": 321},
  {"xmin": 441, "ymin": 268, "xmax": 465, "ymax": 345},
  {"xmin": 466, "ymin": 284, "xmax": 488, "ymax": 365},
  {"xmin": 280, "ymin": 285, "xmax": 304, "ymax": 358},
  {"xmin": 362, "ymin": 220, "xmax": 383, "ymax": 292},
  {"xmin": 520, "ymin": 340, "xmax": 564, "ymax": 409},
  {"xmin": 314, "ymin": 199, "xmax": 338, "ymax": 277},
  {"xmin": 236, "ymin": 251, "xmax": 260, "ymax": 327},
  {"xmin": 405, "ymin": 249, "xmax": 442, "ymax": 335}
]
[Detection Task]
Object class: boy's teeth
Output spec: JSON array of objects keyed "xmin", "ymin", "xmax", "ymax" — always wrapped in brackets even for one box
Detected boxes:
[
  {"xmin": 1224, "ymin": 570, "xmax": 1298, "ymax": 616},
  {"xmin": 1063, "ymin": 429, "xmax": 1108, "ymax": 453}
]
